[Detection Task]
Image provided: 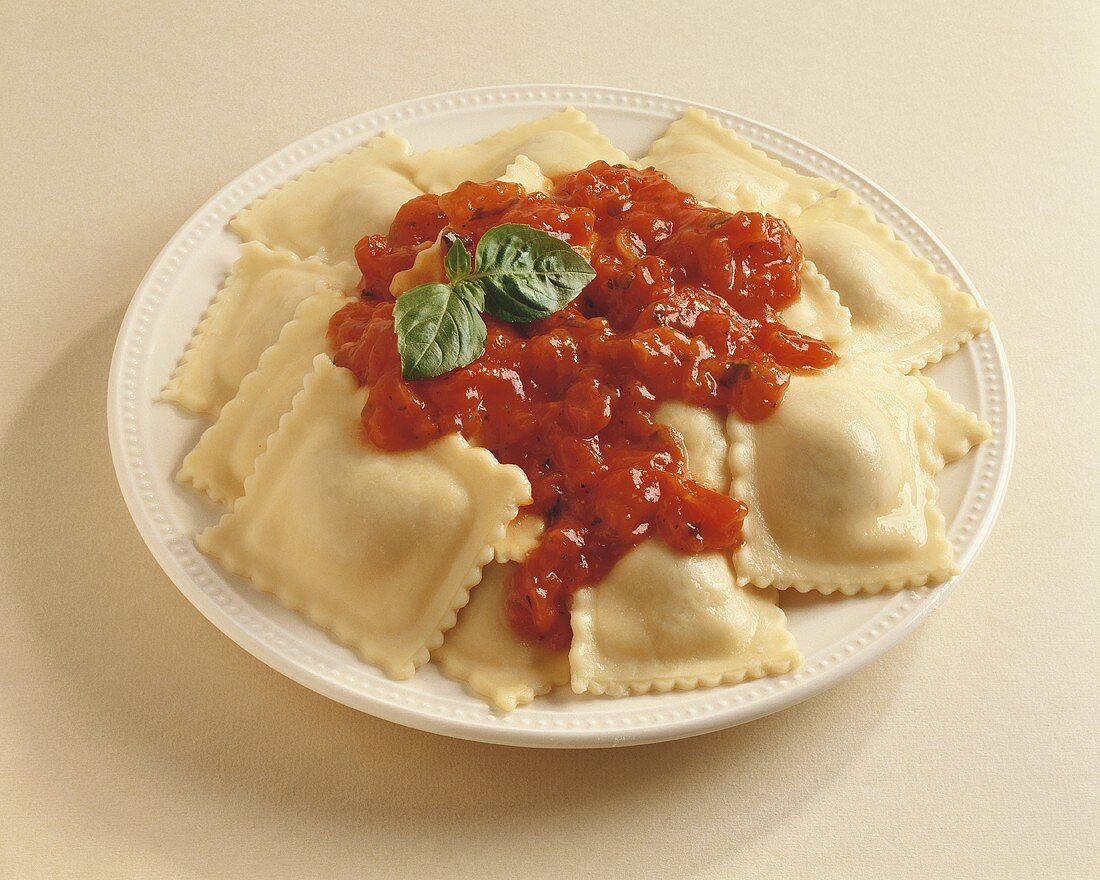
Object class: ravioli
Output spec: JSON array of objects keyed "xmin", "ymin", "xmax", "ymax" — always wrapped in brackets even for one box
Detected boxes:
[
  {"xmin": 493, "ymin": 515, "xmax": 545, "ymax": 564},
  {"xmin": 729, "ymin": 361, "xmax": 956, "ymax": 594},
  {"xmin": 389, "ymin": 236, "xmax": 445, "ymax": 296},
  {"xmin": 434, "ymin": 562, "xmax": 569, "ymax": 711},
  {"xmin": 177, "ymin": 284, "xmax": 351, "ymax": 506},
  {"xmin": 569, "ymin": 540, "xmax": 800, "ymax": 697},
  {"xmin": 916, "ymin": 373, "xmax": 992, "ymax": 471},
  {"xmin": 570, "ymin": 399, "xmax": 798, "ymax": 698},
  {"xmin": 410, "ymin": 155, "xmax": 563, "ymax": 709},
  {"xmin": 412, "ymin": 108, "xmax": 630, "ymax": 193},
  {"xmin": 654, "ymin": 401, "xmax": 730, "ymax": 492},
  {"xmin": 198, "ymin": 356, "xmax": 532, "ymax": 679},
  {"xmin": 161, "ymin": 242, "xmax": 358, "ymax": 416},
  {"xmin": 498, "ymin": 153, "xmax": 553, "ymax": 194},
  {"xmin": 170, "ymin": 112, "xmax": 995, "ymax": 709},
  {"xmin": 640, "ymin": 108, "xmax": 835, "ymax": 218},
  {"xmin": 231, "ymin": 131, "xmax": 424, "ymax": 264},
  {"xmin": 781, "ymin": 261, "xmax": 853, "ymax": 350},
  {"xmin": 790, "ymin": 189, "xmax": 990, "ymax": 372}
]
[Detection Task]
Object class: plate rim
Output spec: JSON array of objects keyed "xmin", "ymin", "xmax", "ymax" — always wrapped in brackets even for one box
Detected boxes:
[{"xmin": 107, "ymin": 83, "xmax": 1015, "ymax": 748}]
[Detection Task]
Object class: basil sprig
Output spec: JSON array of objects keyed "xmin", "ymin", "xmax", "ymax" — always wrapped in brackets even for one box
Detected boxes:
[
  {"xmin": 393, "ymin": 224, "xmax": 595, "ymax": 380},
  {"xmin": 393, "ymin": 283, "xmax": 487, "ymax": 381}
]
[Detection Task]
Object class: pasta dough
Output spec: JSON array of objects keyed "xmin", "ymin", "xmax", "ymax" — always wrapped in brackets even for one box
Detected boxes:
[
  {"xmin": 161, "ymin": 242, "xmax": 357, "ymax": 416},
  {"xmin": 790, "ymin": 189, "xmax": 990, "ymax": 372},
  {"xmin": 493, "ymin": 515, "xmax": 545, "ymax": 564},
  {"xmin": 917, "ymin": 373, "xmax": 992, "ymax": 471},
  {"xmin": 412, "ymin": 108, "xmax": 631, "ymax": 193},
  {"xmin": 231, "ymin": 131, "xmax": 424, "ymax": 264},
  {"xmin": 729, "ymin": 362, "xmax": 956, "ymax": 594},
  {"xmin": 781, "ymin": 261, "xmax": 853, "ymax": 350},
  {"xmin": 198, "ymin": 355, "xmax": 532, "ymax": 679},
  {"xmin": 389, "ymin": 236, "xmax": 445, "ymax": 296},
  {"xmin": 640, "ymin": 108, "xmax": 835, "ymax": 218},
  {"xmin": 177, "ymin": 284, "xmax": 351, "ymax": 506},
  {"xmin": 571, "ymin": 396, "xmax": 798, "ymax": 698},
  {"xmin": 654, "ymin": 401, "xmax": 730, "ymax": 492},
  {"xmin": 169, "ymin": 112, "xmax": 994, "ymax": 707},
  {"xmin": 433, "ymin": 562, "xmax": 569, "ymax": 711},
  {"xmin": 569, "ymin": 540, "xmax": 800, "ymax": 697},
  {"xmin": 498, "ymin": 153, "xmax": 553, "ymax": 194}
]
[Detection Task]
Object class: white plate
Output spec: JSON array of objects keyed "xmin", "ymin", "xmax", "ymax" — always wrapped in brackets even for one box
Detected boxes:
[{"xmin": 107, "ymin": 85, "xmax": 1014, "ymax": 748}]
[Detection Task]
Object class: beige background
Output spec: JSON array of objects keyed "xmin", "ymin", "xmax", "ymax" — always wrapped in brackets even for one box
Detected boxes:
[{"xmin": 3, "ymin": 1, "xmax": 1098, "ymax": 877}]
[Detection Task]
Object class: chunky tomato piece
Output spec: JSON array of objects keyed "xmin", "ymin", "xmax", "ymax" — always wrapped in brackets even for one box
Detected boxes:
[
  {"xmin": 329, "ymin": 164, "xmax": 834, "ymax": 647},
  {"xmin": 353, "ymin": 236, "xmax": 414, "ymax": 297},
  {"xmin": 388, "ymin": 193, "xmax": 447, "ymax": 247},
  {"xmin": 755, "ymin": 322, "xmax": 838, "ymax": 370}
]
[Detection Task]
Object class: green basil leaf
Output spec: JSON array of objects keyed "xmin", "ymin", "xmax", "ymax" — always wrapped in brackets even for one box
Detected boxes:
[
  {"xmin": 393, "ymin": 282, "xmax": 487, "ymax": 380},
  {"xmin": 452, "ymin": 278, "xmax": 485, "ymax": 311},
  {"xmin": 471, "ymin": 223, "xmax": 596, "ymax": 323},
  {"xmin": 444, "ymin": 234, "xmax": 471, "ymax": 281},
  {"xmin": 390, "ymin": 223, "xmax": 595, "ymax": 380}
]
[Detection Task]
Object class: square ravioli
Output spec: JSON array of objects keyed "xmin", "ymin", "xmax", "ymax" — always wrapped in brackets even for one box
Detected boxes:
[
  {"xmin": 790, "ymin": 189, "xmax": 990, "ymax": 372},
  {"xmin": 728, "ymin": 361, "xmax": 956, "ymax": 594},
  {"xmin": 654, "ymin": 401, "xmax": 730, "ymax": 492},
  {"xmin": 497, "ymin": 153, "xmax": 553, "ymax": 194},
  {"xmin": 167, "ymin": 108, "xmax": 997, "ymax": 710},
  {"xmin": 782, "ymin": 261, "xmax": 853, "ymax": 351},
  {"xmin": 231, "ymin": 131, "xmax": 424, "ymax": 264},
  {"xmin": 492, "ymin": 515, "xmax": 545, "ymax": 564},
  {"xmin": 411, "ymin": 108, "xmax": 631, "ymax": 193},
  {"xmin": 640, "ymin": 108, "xmax": 836, "ymax": 218},
  {"xmin": 161, "ymin": 242, "xmax": 358, "ymax": 416},
  {"xmin": 177, "ymin": 284, "xmax": 351, "ymax": 506},
  {"xmin": 569, "ymin": 540, "xmax": 800, "ymax": 697},
  {"xmin": 916, "ymin": 373, "xmax": 992, "ymax": 471},
  {"xmin": 434, "ymin": 562, "xmax": 570, "ymax": 711},
  {"xmin": 198, "ymin": 356, "xmax": 532, "ymax": 679}
]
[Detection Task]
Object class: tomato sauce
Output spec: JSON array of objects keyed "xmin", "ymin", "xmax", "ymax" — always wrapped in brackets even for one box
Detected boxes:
[{"xmin": 329, "ymin": 163, "xmax": 836, "ymax": 649}]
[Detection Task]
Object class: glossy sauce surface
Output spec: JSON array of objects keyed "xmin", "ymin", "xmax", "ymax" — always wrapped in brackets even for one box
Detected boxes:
[{"xmin": 329, "ymin": 163, "xmax": 835, "ymax": 648}]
